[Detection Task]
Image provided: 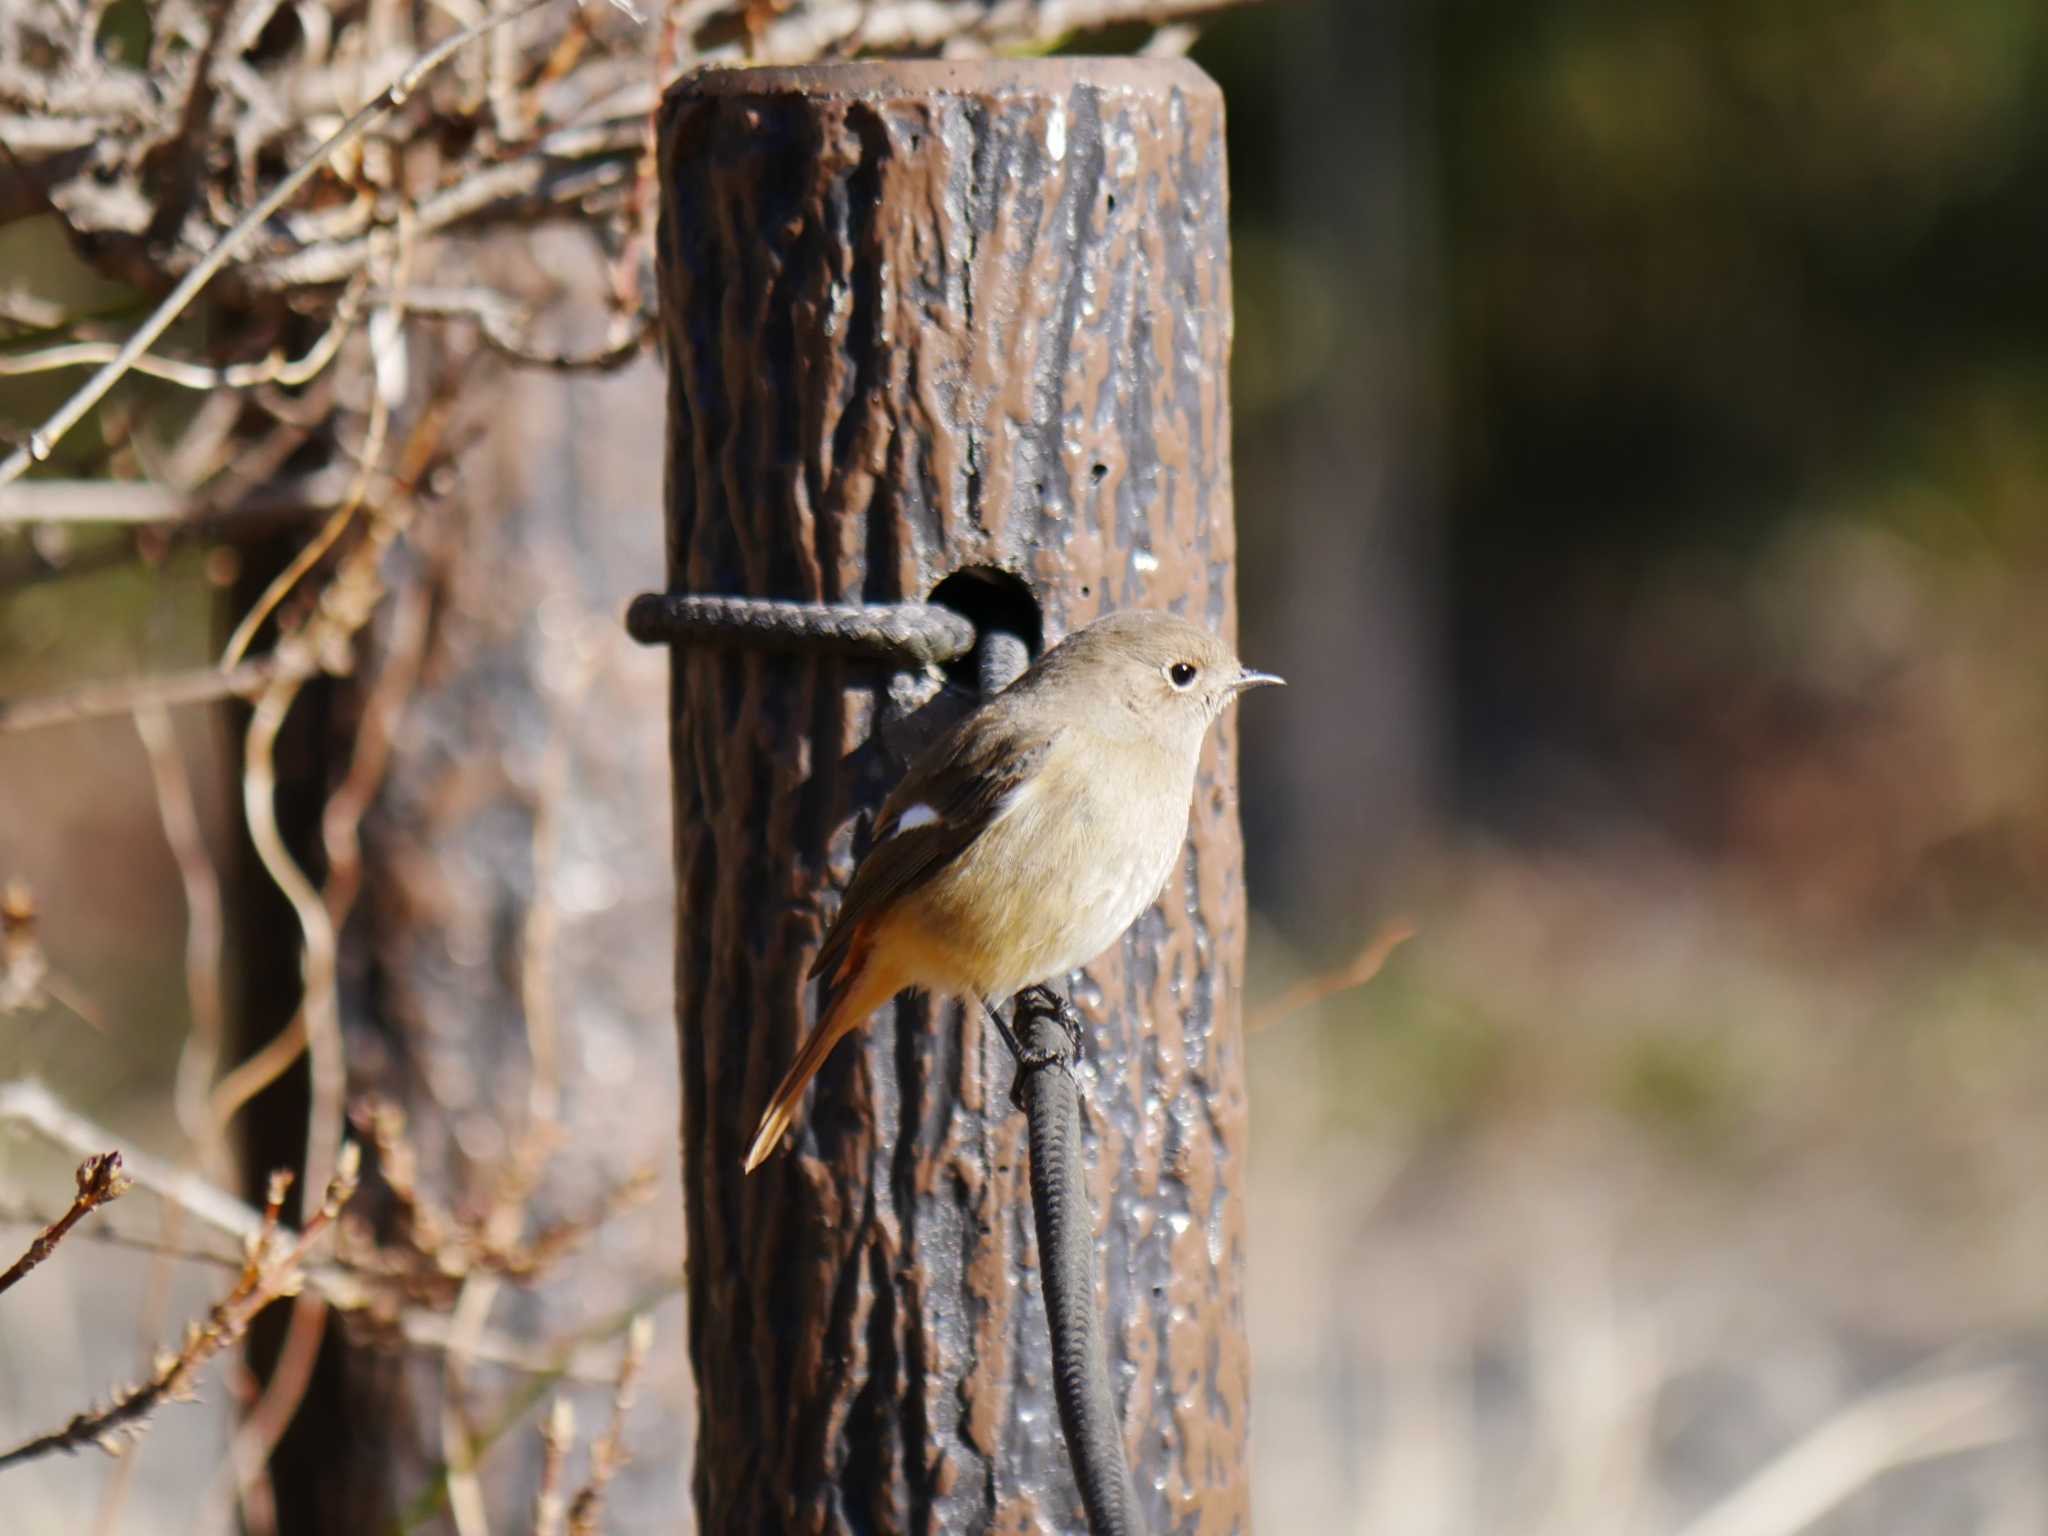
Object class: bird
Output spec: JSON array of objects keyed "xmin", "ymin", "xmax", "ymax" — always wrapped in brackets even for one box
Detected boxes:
[{"xmin": 744, "ymin": 608, "xmax": 1282, "ymax": 1171}]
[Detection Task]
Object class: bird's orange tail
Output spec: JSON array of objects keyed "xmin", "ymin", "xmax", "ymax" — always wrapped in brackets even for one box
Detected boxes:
[{"xmin": 743, "ymin": 938, "xmax": 895, "ymax": 1173}]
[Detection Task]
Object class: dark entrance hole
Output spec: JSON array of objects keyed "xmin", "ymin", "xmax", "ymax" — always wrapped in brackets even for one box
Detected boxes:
[{"xmin": 928, "ymin": 567, "xmax": 1044, "ymax": 692}]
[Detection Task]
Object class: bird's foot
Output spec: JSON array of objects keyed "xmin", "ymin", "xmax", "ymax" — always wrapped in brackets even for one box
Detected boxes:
[
  {"xmin": 998, "ymin": 985, "xmax": 1085, "ymax": 1112},
  {"xmin": 1014, "ymin": 984, "xmax": 1084, "ymax": 1058}
]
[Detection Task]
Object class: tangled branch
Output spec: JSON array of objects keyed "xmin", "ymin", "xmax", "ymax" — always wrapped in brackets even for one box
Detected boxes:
[
  {"xmin": 0, "ymin": 0, "xmax": 569, "ymax": 486},
  {"xmin": 0, "ymin": 1147, "xmax": 360, "ymax": 1474},
  {"xmin": 1, "ymin": 0, "xmax": 1238, "ymax": 494}
]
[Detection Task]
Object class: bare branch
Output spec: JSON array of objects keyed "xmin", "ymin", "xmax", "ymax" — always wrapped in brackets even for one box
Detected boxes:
[
  {"xmin": 441, "ymin": 1274, "xmax": 503, "ymax": 1536},
  {"xmin": 222, "ymin": 1291, "xmax": 326, "ymax": 1536},
  {"xmin": 0, "ymin": 1212, "xmax": 244, "ymax": 1270},
  {"xmin": 0, "ymin": 0, "xmax": 566, "ymax": 486},
  {"xmin": 204, "ymin": 557, "xmax": 431, "ymax": 1135},
  {"xmin": 347, "ymin": 1096, "xmax": 658, "ymax": 1294},
  {"xmin": 240, "ymin": 668, "xmax": 349, "ymax": 1219},
  {"xmin": 0, "ymin": 281, "xmax": 363, "ymax": 391},
  {"xmin": 0, "ymin": 1207, "xmax": 648, "ymax": 1382},
  {"xmin": 564, "ymin": 1314, "xmax": 653, "ymax": 1535},
  {"xmin": 0, "ymin": 471, "xmax": 349, "ymax": 528},
  {"xmin": 1248, "ymin": 917, "xmax": 1417, "ymax": 1033},
  {"xmin": 247, "ymin": 116, "xmax": 646, "ymax": 290},
  {"xmin": 389, "ymin": 284, "xmax": 653, "ymax": 371},
  {"xmin": 0, "ymin": 650, "xmax": 323, "ymax": 736},
  {"xmin": 0, "ymin": 1080, "xmax": 268, "ymax": 1246},
  {"xmin": 0, "ymin": 1151, "xmax": 131, "ymax": 1297},
  {"xmin": 209, "ymin": 279, "xmax": 427, "ymax": 1287},
  {"xmin": 95, "ymin": 695, "xmax": 235, "ymax": 1526},
  {"xmin": 220, "ymin": 255, "xmax": 408, "ymax": 668},
  {"xmin": 532, "ymin": 1398, "xmax": 574, "ymax": 1536},
  {"xmin": 0, "ymin": 1145, "xmax": 360, "ymax": 1474}
]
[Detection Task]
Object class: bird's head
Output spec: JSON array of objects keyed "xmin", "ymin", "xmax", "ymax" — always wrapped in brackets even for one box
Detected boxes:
[{"xmin": 1029, "ymin": 609, "xmax": 1284, "ymax": 751}]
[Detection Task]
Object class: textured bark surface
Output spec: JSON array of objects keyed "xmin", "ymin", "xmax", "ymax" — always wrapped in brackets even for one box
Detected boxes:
[{"xmin": 658, "ymin": 59, "xmax": 1249, "ymax": 1534}]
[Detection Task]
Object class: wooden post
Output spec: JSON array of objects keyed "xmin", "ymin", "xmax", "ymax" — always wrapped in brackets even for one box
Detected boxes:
[{"xmin": 657, "ymin": 59, "xmax": 1250, "ymax": 1533}]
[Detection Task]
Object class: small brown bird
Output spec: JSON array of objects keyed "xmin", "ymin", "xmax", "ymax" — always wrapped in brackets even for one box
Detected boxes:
[{"xmin": 744, "ymin": 609, "xmax": 1282, "ymax": 1171}]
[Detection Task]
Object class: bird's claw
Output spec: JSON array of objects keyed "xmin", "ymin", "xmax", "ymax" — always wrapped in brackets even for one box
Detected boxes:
[
  {"xmin": 1014, "ymin": 984, "xmax": 1084, "ymax": 1058},
  {"xmin": 1000, "ymin": 985, "xmax": 1085, "ymax": 1111}
]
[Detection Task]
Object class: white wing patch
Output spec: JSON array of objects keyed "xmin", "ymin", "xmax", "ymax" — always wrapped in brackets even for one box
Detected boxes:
[
  {"xmin": 887, "ymin": 769, "xmax": 1037, "ymax": 840},
  {"xmin": 893, "ymin": 802, "xmax": 940, "ymax": 833}
]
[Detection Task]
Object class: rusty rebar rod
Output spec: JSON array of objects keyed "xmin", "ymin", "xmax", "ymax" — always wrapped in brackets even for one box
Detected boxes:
[
  {"xmin": 976, "ymin": 626, "xmax": 1145, "ymax": 1534},
  {"xmin": 1014, "ymin": 989, "xmax": 1145, "ymax": 1535},
  {"xmin": 625, "ymin": 593, "xmax": 975, "ymax": 665}
]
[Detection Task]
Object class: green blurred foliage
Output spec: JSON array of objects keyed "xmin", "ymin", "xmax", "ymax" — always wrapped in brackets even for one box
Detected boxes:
[
  {"xmin": 94, "ymin": 0, "xmax": 151, "ymax": 67},
  {"xmin": 1385, "ymin": 1, "xmax": 2048, "ymax": 928},
  {"xmin": 1439, "ymin": 0, "xmax": 2048, "ymax": 557},
  {"xmin": 1192, "ymin": 0, "xmax": 2048, "ymax": 970}
]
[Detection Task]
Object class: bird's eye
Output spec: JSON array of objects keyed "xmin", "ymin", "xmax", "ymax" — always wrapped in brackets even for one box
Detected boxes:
[{"xmin": 1168, "ymin": 661, "xmax": 1199, "ymax": 689}]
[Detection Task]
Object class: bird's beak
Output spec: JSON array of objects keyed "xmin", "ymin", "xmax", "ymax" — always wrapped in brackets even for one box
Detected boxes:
[{"xmin": 1232, "ymin": 668, "xmax": 1285, "ymax": 692}]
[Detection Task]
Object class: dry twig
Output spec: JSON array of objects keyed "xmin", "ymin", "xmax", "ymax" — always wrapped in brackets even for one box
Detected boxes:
[
  {"xmin": 0, "ymin": 281, "xmax": 363, "ymax": 390},
  {"xmin": 0, "ymin": 1146, "xmax": 360, "ymax": 1474},
  {"xmin": 0, "ymin": 1151, "xmax": 131, "ymax": 1297},
  {"xmin": 441, "ymin": 1274, "xmax": 505, "ymax": 1536},
  {"xmin": 0, "ymin": 472, "xmax": 348, "ymax": 529},
  {"xmin": 0, "ymin": 1079, "xmax": 271, "ymax": 1245},
  {"xmin": 1248, "ymin": 917, "xmax": 1417, "ymax": 1033},
  {"xmin": 565, "ymin": 1314, "xmax": 654, "ymax": 1535},
  {"xmin": 0, "ymin": 0, "xmax": 564, "ymax": 486},
  {"xmin": 0, "ymin": 651, "xmax": 322, "ymax": 735},
  {"xmin": 0, "ymin": 1083, "xmax": 663, "ymax": 1376},
  {"xmin": 532, "ymin": 1396, "xmax": 576, "ymax": 1536},
  {"xmin": 343, "ymin": 1097, "xmax": 658, "ymax": 1301}
]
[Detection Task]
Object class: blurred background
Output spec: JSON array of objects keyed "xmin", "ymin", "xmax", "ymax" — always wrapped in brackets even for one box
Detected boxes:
[
  {"xmin": 1208, "ymin": 2, "xmax": 2048, "ymax": 1531},
  {"xmin": 5, "ymin": 0, "xmax": 2047, "ymax": 1532}
]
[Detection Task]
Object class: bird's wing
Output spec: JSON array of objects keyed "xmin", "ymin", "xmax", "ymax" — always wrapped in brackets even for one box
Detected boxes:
[{"xmin": 808, "ymin": 715, "xmax": 1053, "ymax": 984}]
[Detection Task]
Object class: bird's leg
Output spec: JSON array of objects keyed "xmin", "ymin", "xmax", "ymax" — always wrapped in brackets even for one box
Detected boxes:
[
  {"xmin": 998, "ymin": 984, "xmax": 1086, "ymax": 1112},
  {"xmin": 982, "ymin": 997, "xmax": 1029, "ymax": 1063}
]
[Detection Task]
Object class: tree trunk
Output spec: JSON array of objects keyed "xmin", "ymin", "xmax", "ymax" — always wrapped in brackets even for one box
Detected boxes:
[
  {"xmin": 658, "ymin": 58, "xmax": 1251, "ymax": 1534},
  {"xmin": 248, "ymin": 340, "xmax": 688, "ymax": 1531}
]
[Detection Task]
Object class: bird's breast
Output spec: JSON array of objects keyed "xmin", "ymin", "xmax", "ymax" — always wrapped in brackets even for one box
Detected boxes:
[{"xmin": 904, "ymin": 744, "xmax": 1193, "ymax": 1000}]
